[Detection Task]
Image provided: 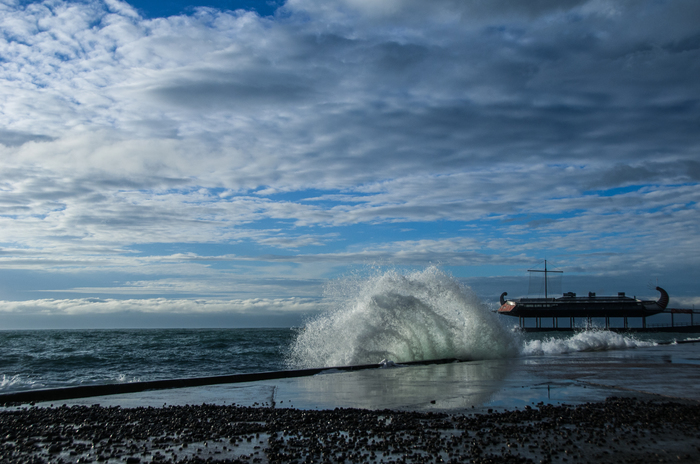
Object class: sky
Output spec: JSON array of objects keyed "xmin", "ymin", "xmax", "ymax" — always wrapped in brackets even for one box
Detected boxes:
[{"xmin": 0, "ymin": 0, "xmax": 698, "ymax": 328}]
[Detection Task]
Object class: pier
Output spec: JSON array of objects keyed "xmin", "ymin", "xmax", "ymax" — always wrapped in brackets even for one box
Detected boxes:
[
  {"xmin": 497, "ymin": 262, "xmax": 700, "ymax": 332},
  {"xmin": 515, "ymin": 307, "xmax": 700, "ymax": 333}
]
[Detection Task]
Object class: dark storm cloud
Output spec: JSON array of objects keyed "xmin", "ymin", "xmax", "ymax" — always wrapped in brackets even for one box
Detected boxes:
[
  {"xmin": 286, "ymin": 0, "xmax": 592, "ymax": 24},
  {"xmin": 589, "ymin": 160, "xmax": 700, "ymax": 190},
  {"xmin": 151, "ymin": 72, "xmax": 315, "ymax": 109},
  {"xmin": 0, "ymin": 129, "xmax": 54, "ymax": 147}
]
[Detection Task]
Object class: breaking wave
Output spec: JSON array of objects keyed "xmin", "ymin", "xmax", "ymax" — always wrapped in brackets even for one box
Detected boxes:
[
  {"xmin": 0, "ymin": 374, "xmax": 43, "ymax": 392},
  {"xmin": 286, "ymin": 266, "xmax": 654, "ymax": 369},
  {"xmin": 522, "ymin": 330, "xmax": 654, "ymax": 356},
  {"xmin": 286, "ymin": 266, "xmax": 520, "ymax": 368}
]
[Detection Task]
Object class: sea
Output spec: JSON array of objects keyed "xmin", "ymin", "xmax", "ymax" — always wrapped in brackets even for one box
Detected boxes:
[{"xmin": 1, "ymin": 267, "xmax": 697, "ymax": 395}]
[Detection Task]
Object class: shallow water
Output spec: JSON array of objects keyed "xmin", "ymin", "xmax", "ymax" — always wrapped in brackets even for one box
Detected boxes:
[{"xmin": 35, "ymin": 340, "xmax": 700, "ymax": 412}]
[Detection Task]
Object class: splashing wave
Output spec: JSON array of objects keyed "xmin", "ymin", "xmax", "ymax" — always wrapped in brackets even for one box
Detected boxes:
[
  {"xmin": 286, "ymin": 266, "xmax": 520, "ymax": 368},
  {"xmin": 522, "ymin": 330, "xmax": 654, "ymax": 356}
]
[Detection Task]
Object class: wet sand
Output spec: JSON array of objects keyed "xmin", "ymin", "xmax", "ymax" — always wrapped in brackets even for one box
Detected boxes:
[{"xmin": 2, "ymin": 396, "xmax": 699, "ymax": 463}]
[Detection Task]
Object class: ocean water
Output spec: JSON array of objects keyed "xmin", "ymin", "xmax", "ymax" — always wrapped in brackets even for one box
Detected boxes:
[
  {"xmin": 1, "ymin": 267, "xmax": 696, "ymax": 395},
  {"xmin": 0, "ymin": 328, "xmax": 295, "ymax": 393}
]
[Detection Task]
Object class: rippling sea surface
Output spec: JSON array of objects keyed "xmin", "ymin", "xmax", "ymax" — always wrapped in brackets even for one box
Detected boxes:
[{"xmin": 0, "ymin": 329, "xmax": 296, "ymax": 393}]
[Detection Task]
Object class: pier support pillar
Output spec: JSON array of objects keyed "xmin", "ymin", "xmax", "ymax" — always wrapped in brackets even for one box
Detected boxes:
[
  {"xmin": 624, "ymin": 317, "xmax": 628, "ymax": 329},
  {"xmin": 643, "ymin": 317, "xmax": 646, "ymax": 329}
]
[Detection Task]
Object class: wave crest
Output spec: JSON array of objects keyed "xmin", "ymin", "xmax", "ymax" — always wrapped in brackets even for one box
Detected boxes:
[
  {"xmin": 286, "ymin": 266, "xmax": 520, "ymax": 368},
  {"xmin": 522, "ymin": 330, "xmax": 654, "ymax": 356}
]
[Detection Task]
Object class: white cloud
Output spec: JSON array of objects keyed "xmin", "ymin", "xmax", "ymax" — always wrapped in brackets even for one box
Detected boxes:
[
  {"xmin": 0, "ymin": 296, "xmax": 324, "ymax": 315},
  {"xmin": 0, "ymin": 0, "xmax": 697, "ymax": 324}
]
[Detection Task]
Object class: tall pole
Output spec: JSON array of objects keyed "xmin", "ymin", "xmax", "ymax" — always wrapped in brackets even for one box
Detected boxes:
[{"xmin": 528, "ymin": 260, "xmax": 562, "ymax": 299}]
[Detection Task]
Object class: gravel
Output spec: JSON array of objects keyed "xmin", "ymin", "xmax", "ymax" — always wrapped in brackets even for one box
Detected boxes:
[{"xmin": 1, "ymin": 396, "xmax": 699, "ymax": 463}]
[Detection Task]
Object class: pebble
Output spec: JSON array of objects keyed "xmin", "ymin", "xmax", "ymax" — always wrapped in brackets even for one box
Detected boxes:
[{"xmin": 0, "ymin": 397, "xmax": 698, "ymax": 463}]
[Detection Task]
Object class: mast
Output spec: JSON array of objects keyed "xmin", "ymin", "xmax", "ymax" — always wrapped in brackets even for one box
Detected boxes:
[{"xmin": 528, "ymin": 259, "xmax": 563, "ymax": 298}]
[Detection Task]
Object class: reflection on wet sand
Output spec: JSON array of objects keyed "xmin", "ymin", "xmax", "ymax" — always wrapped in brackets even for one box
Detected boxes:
[{"xmin": 282, "ymin": 359, "xmax": 513, "ymax": 411}]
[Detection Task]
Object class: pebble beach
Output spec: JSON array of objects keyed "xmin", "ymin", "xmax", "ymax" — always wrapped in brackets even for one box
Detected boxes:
[{"xmin": 2, "ymin": 397, "xmax": 699, "ymax": 464}]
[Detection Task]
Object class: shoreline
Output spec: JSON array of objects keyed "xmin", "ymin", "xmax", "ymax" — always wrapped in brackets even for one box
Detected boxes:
[
  {"xmin": 2, "ymin": 397, "xmax": 699, "ymax": 463},
  {"xmin": 0, "ymin": 358, "xmax": 462, "ymax": 407}
]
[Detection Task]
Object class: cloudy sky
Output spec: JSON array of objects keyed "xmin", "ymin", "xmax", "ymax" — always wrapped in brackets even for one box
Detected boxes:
[{"xmin": 0, "ymin": 0, "xmax": 698, "ymax": 328}]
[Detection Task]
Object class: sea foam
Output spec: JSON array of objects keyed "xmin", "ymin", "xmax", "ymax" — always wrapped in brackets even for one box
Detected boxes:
[
  {"xmin": 0, "ymin": 374, "xmax": 42, "ymax": 392},
  {"xmin": 521, "ymin": 330, "xmax": 654, "ymax": 356}
]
